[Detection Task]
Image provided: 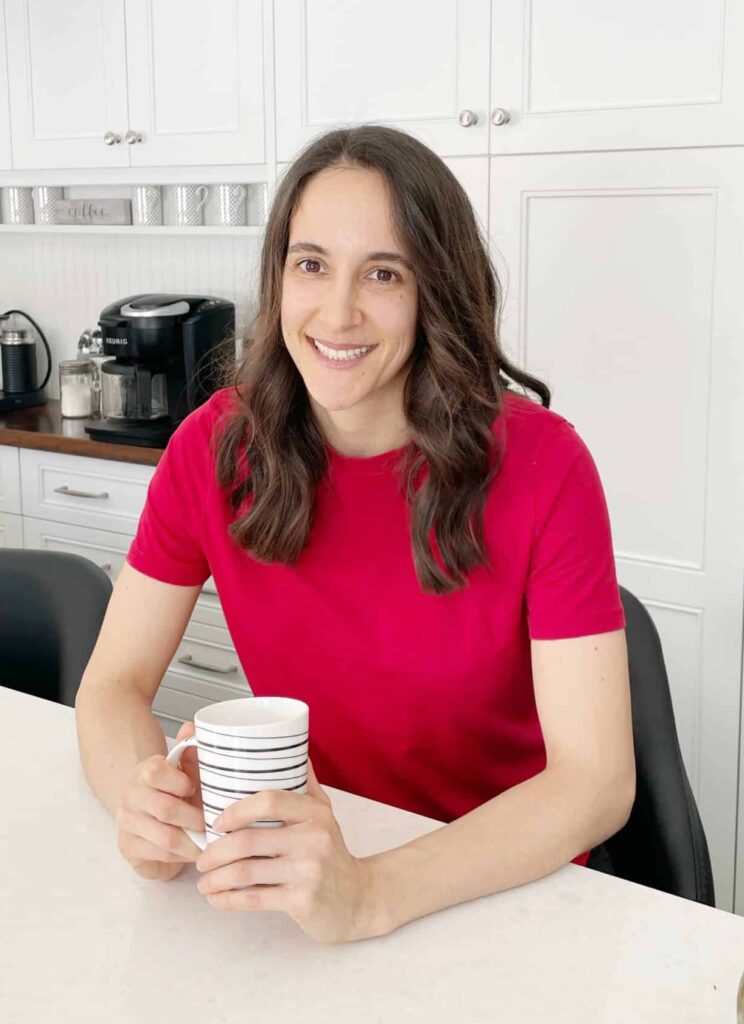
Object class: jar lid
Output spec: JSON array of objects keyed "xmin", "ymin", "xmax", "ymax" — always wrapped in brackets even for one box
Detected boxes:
[{"xmin": 60, "ymin": 358, "xmax": 94, "ymax": 369}]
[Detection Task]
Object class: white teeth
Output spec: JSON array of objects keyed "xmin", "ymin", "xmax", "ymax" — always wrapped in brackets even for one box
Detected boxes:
[{"xmin": 312, "ymin": 337, "xmax": 371, "ymax": 361}]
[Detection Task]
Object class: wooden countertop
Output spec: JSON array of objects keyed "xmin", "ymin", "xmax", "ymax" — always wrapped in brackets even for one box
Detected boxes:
[{"xmin": 0, "ymin": 399, "xmax": 163, "ymax": 465}]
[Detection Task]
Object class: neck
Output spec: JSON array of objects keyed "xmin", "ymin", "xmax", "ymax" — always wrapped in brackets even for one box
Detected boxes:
[{"xmin": 311, "ymin": 398, "xmax": 410, "ymax": 459}]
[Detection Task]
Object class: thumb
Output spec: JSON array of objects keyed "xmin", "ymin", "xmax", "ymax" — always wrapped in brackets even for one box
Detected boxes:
[{"xmin": 176, "ymin": 720, "xmax": 196, "ymax": 743}]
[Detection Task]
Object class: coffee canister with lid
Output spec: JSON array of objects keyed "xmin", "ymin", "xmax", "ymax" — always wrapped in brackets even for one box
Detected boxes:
[{"xmin": 59, "ymin": 359, "xmax": 95, "ymax": 417}]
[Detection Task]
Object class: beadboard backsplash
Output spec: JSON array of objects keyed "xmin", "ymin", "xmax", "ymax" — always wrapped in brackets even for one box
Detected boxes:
[{"xmin": 0, "ymin": 231, "xmax": 263, "ymax": 399}]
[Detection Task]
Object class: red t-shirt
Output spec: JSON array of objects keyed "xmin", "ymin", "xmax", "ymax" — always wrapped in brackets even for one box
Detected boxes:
[{"xmin": 126, "ymin": 386, "xmax": 626, "ymax": 868}]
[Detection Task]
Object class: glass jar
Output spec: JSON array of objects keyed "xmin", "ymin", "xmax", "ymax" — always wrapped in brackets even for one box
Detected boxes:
[{"xmin": 59, "ymin": 359, "xmax": 95, "ymax": 418}]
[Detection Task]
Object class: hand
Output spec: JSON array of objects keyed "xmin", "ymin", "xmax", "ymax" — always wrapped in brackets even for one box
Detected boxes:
[
  {"xmin": 115, "ymin": 721, "xmax": 205, "ymax": 882},
  {"xmin": 195, "ymin": 760, "xmax": 386, "ymax": 944}
]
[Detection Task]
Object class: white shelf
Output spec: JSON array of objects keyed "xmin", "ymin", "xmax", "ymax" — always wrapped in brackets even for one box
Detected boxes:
[{"xmin": 0, "ymin": 223, "xmax": 264, "ymax": 236}]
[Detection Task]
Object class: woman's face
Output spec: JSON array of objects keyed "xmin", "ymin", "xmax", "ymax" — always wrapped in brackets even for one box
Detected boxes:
[{"xmin": 280, "ymin": 166, "xmax": 418, "ymax": 430}]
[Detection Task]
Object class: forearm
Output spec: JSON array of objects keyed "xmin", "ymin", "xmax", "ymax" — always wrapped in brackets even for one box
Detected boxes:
[
  {"xmin": 363, "ymin": 763, "xmax": 633, "ymax": 937},
  {"xmin": 74, "ymin": 682, "xmax": 168, "ymax": 818}
]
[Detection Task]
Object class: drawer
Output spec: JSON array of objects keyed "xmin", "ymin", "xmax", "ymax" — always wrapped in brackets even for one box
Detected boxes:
[
  {"xmin": 170, "ymin": 630, "xmax": 247, "ymax": 692},
  {"xmin": 0, "ymin": 446, "xmax": 21, "ymax": 514},
  {"xmin": 20, "ymin": 448, "xmax": 155, "ymax": 535},
  {"xmin": 22, "ymin": 516, "xmax": 228, "ymax": 631},
  {"xmin": 0, "ymin": 511, "xmax": 24, "ymax": 548},
  {"xmin": 153, "ymin": 669, "xmax": 253, "ymax": 723}
]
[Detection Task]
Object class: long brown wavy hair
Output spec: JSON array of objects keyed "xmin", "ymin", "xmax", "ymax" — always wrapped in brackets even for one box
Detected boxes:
[{"xmin": 213, "ymin": 124, "xmax": 550, "ymax": 595}]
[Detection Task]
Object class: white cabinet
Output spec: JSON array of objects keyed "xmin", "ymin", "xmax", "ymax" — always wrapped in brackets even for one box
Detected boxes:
[
  {"xmin": 123, "ymin": 0, "xmax": 265, "ymax": 167},
  {"xmin": 273, "ymin": 0, "xmax": 491, "ymax": 162},
  {"xmin": 0, "ymin": 1, "xmax": 12, "ymax": 169},
  {"xmin": 4, "ymin": 0, "xmax": 265, "ymax": 169},
  {"xmin": 0, "ymin": 512, "xmax": 23, "ymax": 546},
  {"xmin": 0, "ymin": 445, "xmax": 21, "ymax": 513},
  {"xmin": 490, "ymin": 0, "xmax": 744, "ymax": 155},
  {"xmin": 490, "ymin": 145, "xmax": 744, "ymax": 913},
  {"xmin": 4, "ymin": 0, "xmax": 130, "ymax": 169}
]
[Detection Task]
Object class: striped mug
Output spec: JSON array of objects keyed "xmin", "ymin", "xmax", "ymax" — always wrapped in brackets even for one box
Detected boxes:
[{"xmin": 165, "ymin": 696, "xmax": 309, "ymax": 850}]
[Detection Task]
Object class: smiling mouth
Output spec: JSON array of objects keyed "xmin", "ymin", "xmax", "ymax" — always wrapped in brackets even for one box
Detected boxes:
[{"xmin": 306, "ymin": 334, "xmax": 376, "ymax": 365}]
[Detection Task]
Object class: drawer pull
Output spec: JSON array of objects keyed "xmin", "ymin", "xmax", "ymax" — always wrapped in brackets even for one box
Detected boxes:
[
  {"xmin": 99, "ymin": 562, "xmax": 112, "ymax": 572},
  {"xmin": 177, "ymin": 653, "xmax": 237, "ymax": 675},
  {"xmin": 54, "ymin": 485, "xmax": 110, "ymax": 499}
]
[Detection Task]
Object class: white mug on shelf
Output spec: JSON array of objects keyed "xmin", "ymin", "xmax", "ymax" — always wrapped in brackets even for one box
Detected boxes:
[
  {"xmin": 204, "ymin": 183, "xmax": 247, "ymax": 227},
  {"xmin": 162, "ymin": 184, "xmax": 209, "ymax": 227},
  {"xmin": 1, "ymin": 186, "xmax": 34, "ymax": 225},
  {"xmin": 32, "ymin": 186, "xmax": 63, "ymax": 225},
  {"xmin": 132, "ymin": 185, "xmax": 163, "ymax": 226}
]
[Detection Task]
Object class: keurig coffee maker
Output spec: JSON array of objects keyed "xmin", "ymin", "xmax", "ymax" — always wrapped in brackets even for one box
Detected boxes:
[{"xmin": 85, "ymin": 293, "xmax": 235, "ymax": 448}]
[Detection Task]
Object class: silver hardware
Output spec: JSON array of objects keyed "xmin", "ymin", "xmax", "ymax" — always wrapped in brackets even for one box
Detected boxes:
[
  {"xmin": 458, "ymin": 109, "xmax": 478, "ymax": 127},
  {"xmin": 124, "ymin": 130, "xmax": 143, "ymax": 144},
  {"xmin": 177, "ymin": 654, "xmax": 238, "ymax": 676},
  {"xmin": 0, "ymin": 330, "xmax": 31, "ymax": 345},
  {"xmin": 103, "ymin": 132, "xmax": 121, "ymax": 146},
  {"xmin": 99, "ymin": 562, "xmax": 112, "ymax": 572},
  {"xmin": 120, "ymin": 299, "xmax": 190, "ymax": 318},
  {"xmin": 53, "ymin": 485, "xmax": 109, "ymax": 499},
  {"xmin": 490, "ymin": 108, "xmax": 511, "ymax": 126}
]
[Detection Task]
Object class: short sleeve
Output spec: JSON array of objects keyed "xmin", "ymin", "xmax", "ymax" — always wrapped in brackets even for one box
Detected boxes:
[
  {"xmin": 126, "ymin": 406, "xmax": 212, "ymax": 587},
  {"xmin": 526, "ymin": 421, "xmax": 625, "ymax": 640}
]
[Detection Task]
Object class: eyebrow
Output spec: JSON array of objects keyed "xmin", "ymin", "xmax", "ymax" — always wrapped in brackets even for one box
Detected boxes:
[{"xmin": 286, "ymin": 241, "xmax": 413, "ymax": 272}]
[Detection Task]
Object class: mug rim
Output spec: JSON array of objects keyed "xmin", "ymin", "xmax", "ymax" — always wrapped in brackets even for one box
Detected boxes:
[{"xmin": 194, "ymin": 696, "xmax": 308, "ymax": 732}]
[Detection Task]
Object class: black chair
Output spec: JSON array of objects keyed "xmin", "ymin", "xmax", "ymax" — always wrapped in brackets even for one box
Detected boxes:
[
  {"xmin": 0, "ymin": 549, "xmax": 112, "ymax": 708},
  {"xmin": 587, "ymin": 585, "xmax": 716, "ymax": 906}
]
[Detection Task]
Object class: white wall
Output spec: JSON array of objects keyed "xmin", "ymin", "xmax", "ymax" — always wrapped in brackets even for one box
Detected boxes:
[{"xmin": 0, "ymin": 232, "xmax": 262, "ymax": 397}]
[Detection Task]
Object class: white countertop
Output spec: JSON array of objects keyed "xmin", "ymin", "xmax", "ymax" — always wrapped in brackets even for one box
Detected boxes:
[{"xmin": 2, "ymin": 685, "xmax": 743, "ymax": 1023}]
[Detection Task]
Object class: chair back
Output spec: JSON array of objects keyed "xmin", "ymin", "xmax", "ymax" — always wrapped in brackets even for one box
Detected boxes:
[
  {"xmin": 603, "ymin": 586, "xmax": 716, "ymax": 905},
  {"xmin": 0, "ymin": 549, "xmax": 112, "ymax": 708}
]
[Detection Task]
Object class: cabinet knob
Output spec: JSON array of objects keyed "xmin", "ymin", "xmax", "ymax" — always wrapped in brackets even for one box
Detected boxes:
[
  {"xmin": 458, "ymin": 109, "xmax": 478, "ymax": 128},
  {"xmin": 103, "ymin": 131, "xmax": 121, "ymax": 146},
  {"xmin": 490, "ymin": 108, "xmax": 511, "ymax": 126},
  {"xmin": 124, "ymin": 130, "xmax": 144, "ymax": 144}
]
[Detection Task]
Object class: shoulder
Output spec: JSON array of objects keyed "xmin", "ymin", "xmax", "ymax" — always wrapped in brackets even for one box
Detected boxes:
[{"xmin": 492, "ymin": 389, "xmax": 598, "ymax": 491}]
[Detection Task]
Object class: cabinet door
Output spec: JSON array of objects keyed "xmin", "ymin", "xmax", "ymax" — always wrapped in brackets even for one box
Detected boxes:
[
  {"xmin": 274, "ymin": 0, "xmax": 490, "ymax": 163},
  {"xmin": 490, "ymin": 147, "xmax": 744, "ymax": 912},
  {"xmin": 124, "ymin": 0, "xmax": 265, "ymax": 166},
  {"xmin": 4, "ymin": 0, "xmax": 129, "ymax": 169},
  {"xmin": 0, "ymin": 512, "xmax": 24, "ymax": 547},
  {"xmin": 0, "ymin": 1, "xmax": 11, "ymax": 168},
  {"xmin": 490, "ymin": 0, "xmax": 744, "ymax": 155}
]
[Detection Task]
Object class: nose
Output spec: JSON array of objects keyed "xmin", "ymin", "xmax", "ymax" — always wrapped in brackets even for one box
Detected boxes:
[{"xmin": 319, "ymin": 273, "xmax": 363, "ymax": 333}]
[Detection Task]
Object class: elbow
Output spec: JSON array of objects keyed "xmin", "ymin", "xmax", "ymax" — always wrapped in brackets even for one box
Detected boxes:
[{"xmin": 607, "ymin": 766, "xmax": 636, "ymax": 837}]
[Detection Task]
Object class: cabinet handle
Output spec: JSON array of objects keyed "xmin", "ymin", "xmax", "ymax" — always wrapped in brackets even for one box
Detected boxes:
[
  {"xmin": 124, "ymin": 130, "xmax": 144, "ymax": 144},
  {"xmin": 458, "ymin": 109, "xmax": 478, "ymax": 127},
  {"xmin": 54, "ymin": 485, "xmax": 109, "ymax": 499},
  {"xmin": 177, "ymin": 653, "xmax": 238, "ymax": 676},
  {"xmin": 490, "ymin": 107, "xmax": 511, "ymax": 126},
  {"xmin": 99, "ymin": 562, "xmax": 112, "ymax": 572},
  {"xmin": 103, "ymin": 131, "xmax": 121, "ymax": 145}
]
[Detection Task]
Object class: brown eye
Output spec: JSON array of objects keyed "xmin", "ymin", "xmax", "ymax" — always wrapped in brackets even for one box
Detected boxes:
[
  {"xmin": 370, "ymin": 268, "xmax": 400, "ymax": 284},
  {"xmin": 298, "ymin": 259, "xmax": 322, "ymax": 273}
]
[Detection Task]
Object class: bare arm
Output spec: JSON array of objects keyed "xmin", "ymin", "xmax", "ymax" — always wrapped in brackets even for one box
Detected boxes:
[{"xmin": 74, "ymin": 561, "xmax": 202, "ymax": 819}]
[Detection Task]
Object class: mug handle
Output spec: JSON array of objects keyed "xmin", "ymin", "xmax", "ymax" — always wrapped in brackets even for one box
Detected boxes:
[
  {"xmin": 165, "ymin": 737, "xmax": 208, "ymax": 851},
  {"xmin": 195, "ymin": 185, "xmax": 209, "ymax": 214}
]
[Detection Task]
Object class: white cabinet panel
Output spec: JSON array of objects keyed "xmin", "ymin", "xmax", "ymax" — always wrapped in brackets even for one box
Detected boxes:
[
  {"xmin": 0, "ymin": 446, "xmax": 21, "ymax": 514},
  {"xmin": 4, "ymin": 0, "xmax": 129, "ymax": 168},
  {"xmin": 490, "ymin": 146, "xmax": 744, "ymax": 911},
  {"xmin": 0, "ymin": 511, "xmax": 23, "ymax": 547},
  {"xmin": 124, "ymin": 0, "xmax": 265, "ymax": 166},
  {"xmin": 20, "ymin": 448, "xmax": 155, "ymax": 535},
  {"xmin": 274, "ymin": 0, "xmax": 490, "ymax": 161},
  {"xmin": 490, "ymin": 0, "xmax": 744, "ymax": 154},
  {"xmin": 0, "ymin": 0, "xmax": 11, "ymax": 168}
]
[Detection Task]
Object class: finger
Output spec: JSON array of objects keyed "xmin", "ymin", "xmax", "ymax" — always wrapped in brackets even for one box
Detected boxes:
[
  {"xmin": 140, "ymin": 754, "xmax": 195, "ymax": 800},
  {"xmin": 198, "ymin": 854, "xmax": 291, "ymax": 895},
  {"xmin": 142, "ymin": 786, "xmax": 206, "ymax": 833},
  {"xmin": 130, "ymin": 810, "xmax": 202, "ymax": 862},
  {"xmin": 175, "ymin": 720, "xmax": 196, "ymax": 742},
  {"xmin": 196, "ymin": 822, "xmax": 291, "ymax": 873},
  {"xmin": 215, "ymin": 788, "xmax": 316, "ymax": 833},
  {"xmin": 120, "ymin": 833, "xmax": 193, "ymax": 865}
]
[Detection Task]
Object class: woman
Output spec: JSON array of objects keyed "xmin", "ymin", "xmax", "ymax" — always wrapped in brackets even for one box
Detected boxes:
[{"xmin": 75, "ymin": 125, "xmax": 634, "ymax": 945}]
